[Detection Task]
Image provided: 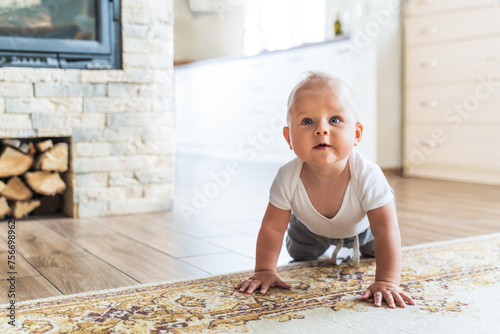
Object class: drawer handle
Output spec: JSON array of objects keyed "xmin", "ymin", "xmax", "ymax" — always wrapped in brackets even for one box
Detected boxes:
[
  {"xmin": 420, "ymin": 27, "xmax": 440, "ymax": 35},
  {"xmin": 417, "ymin": 139, "xmax": 438, "ymax": 149},
  {"xmin": 420, "ymin": 60, "xmax": 440, "ymax": 68},
  {"xmin": 485, "ymin": 54, "xmax": 500, "ymax": 62},
  {"xmin": 420, "ymin": 100, "xmax": 440, "ymax": 108}
]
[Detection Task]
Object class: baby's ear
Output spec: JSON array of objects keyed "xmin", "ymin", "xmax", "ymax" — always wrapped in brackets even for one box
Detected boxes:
[
  {"xmin": 283, "ymin": 126, "xmax": 292, "ymax": 149},
  {"xmin": 354, "ymin": 122, "xmax": 363, "ymax": 146}
]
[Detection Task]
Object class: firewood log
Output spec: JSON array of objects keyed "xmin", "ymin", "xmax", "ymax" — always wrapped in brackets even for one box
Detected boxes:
[
  {"xmin": 12, "ymin": 200, "xmax": 41, "ymax": 219},
  {"xmin": 0, "ymin": 197, "xmax": 10, "ymax": 219},
  {"xmin": 35, "ymin": 139, "xmax": 53, "ymax": 152},
  {"xmin": 0, "ymin": 181, "xmax": 6, "ymax": 194},
  {"xmin": 34, "ymin": 143, "xmax": 68, "ymax": 172},
  {"xmin": 0, "ymin": 146, "xmax": 34, "ymax": 178},
  {"xmin": 2, "ymin": 139, "xmax": 21, "ymax": 149},
  {"xmin": 25, "ymin": 172, "xmax": 66, "ymax": 196},
  {"xmin": 20, "ymin": 142, "xmax": 37, "ymax": 156},
  {"xmin": 2, "ymin": 177, "xmax": 33, "ymax": 201}
]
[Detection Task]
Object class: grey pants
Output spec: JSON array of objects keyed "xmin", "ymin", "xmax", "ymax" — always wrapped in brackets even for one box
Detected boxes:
[{"xmin": 286, "ymin": 213, "xmax": 375, "ymax": 261}]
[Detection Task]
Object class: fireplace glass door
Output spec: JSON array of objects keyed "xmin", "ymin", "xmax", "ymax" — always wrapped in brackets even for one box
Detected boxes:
[
  {"xmin": 0, "ymin": 0, "xmax": 121, "ymax": 69},
  {"xmin": 0, "ymin": 0, "xmax": 97, "ymax": 41}
]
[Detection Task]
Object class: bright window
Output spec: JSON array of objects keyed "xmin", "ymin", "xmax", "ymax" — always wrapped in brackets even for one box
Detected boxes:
[{"xmin": 244, "ymin": 0, "xmax": 325, "ymax": 55}]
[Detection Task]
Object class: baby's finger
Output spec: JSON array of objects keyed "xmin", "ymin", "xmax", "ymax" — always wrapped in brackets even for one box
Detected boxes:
[
  {"xmin": 234, "ymin": 281, "xmax": 245, "ymax": 289},
  {"xmin": 238, "ymin": 280, "xmax": 253, "ymax": 292},
  {"xmin": 361, "ymin": 289, "xmax": 372, "ymax": 300},
  {"xmin": 275, "ymin": 278, "xmax": 291, "ymax": 289},
  {"xmin": 392, "ymin": 292, "xmax": 406, "ymax": 308},
  {"xmin": 383, "ymin": 291, "xmax": 395, "ymax": 308},
  {"xmin": 246, "ymin": 280, "xmax": 262, "ymax": 294},
  {"xmin": 374, "ymin": 291, "xmax": 383, "ymax": 307},
  {"xmin": 400, "ymin": 292, "xmax": 416, "ymax": 305},
  {"xmin": 259, "ymin": 282, "xmax": 271, "ymax": 295}
]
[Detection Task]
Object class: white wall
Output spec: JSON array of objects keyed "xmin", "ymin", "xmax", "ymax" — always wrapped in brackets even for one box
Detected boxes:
[
  {"xmin": 374, "ymin": 0, "xmax": 403, "ymax": 168},
  {"xmin": 325, "ymin": 0, "xmax": 403, "ymax": 168},
  {"xmin": 173, "ymin": 0, "xmax": 245, "ymax": 62}
]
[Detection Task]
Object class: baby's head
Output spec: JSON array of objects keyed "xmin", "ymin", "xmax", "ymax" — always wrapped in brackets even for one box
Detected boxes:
[
  {"xmin": 286, "ymin": 72, "xmax": 357, "ymax": 124},
  {"xmin": 283, "ymin": 72, "xmax": 363, "ymax": 166}
]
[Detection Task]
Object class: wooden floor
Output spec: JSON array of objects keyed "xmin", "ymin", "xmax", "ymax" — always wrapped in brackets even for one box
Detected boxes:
[{"xmin": 1, "ymin": 154, "xmax": 499, "ymax": 303}]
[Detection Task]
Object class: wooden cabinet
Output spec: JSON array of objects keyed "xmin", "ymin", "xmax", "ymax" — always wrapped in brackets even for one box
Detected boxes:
[
  {"xmin": 406, "ymin": 7, "xmax": 500, "ymax": 45},
  {"xmin": 404, "ymin": 0, "xmax": 500, "ymax": 184},
  {"xmin": 406, "ymin": 0, "xmax": 493, "ymax": 16}
]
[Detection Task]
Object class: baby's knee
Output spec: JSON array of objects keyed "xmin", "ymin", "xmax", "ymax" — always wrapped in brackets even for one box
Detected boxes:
[
  {"xmin": 360, "ymin": 240, "xmax": 375, "ymax": 258},
  {"xmin": 286, "ymin": 235, "xmax": 327, "ymax": 261}
]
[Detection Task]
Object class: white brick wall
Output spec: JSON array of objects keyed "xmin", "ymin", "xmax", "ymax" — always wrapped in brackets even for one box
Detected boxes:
[
  {"xmin": 0, "ymin": 115, "xmax": 32, "ymax": 129},
  {"xmin": 0, "ymin": 0, "xmax": 174, "ymax": 218},
  {"xmin": 7, "ymin": 97, "xmax": 83, "ymax": 113},
  {"xmin": 0, "ymin": 83, "xmax": 33, "ymax": 96},
  {"xmin": 3, "ymin": 68, "xmax": 81, "ymax": 83},
  {"xmin": 83, "ymin": 97, "xmax": 155, "ymax": 113},
  {"xmin": 80, "ymin": 69, "xmax": 151, "ymax": 84},
  {"xmin": 76, "ymin": 173, "xmax": 109, "ymax": 187},
  {"xmin": 35, "ymin": 83, "xmax": 107, "ymax": 97}
]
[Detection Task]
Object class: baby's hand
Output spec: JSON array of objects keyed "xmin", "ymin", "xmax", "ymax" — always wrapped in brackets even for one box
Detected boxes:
[
  {"xmin": 234, "ymin": 270, "xmax": 291, "ymax": 295},
  {"xmin": 361, "ymin": 281, "xmax": 415, "ymax": 308}
]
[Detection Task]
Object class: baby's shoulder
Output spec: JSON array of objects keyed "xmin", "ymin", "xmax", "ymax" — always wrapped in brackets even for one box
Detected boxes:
[
  {"xmin": 276, "ymin": 157, "xmax": 303, "ymax": 178},
  {"xmin": 349, "ymin": 150, "xmax": 386, "ymax": 185}
]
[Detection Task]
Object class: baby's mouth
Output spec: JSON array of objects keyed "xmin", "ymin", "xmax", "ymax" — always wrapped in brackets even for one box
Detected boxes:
[{"xmin": 314, "ymin": 143, "xmax": 331, "ymax": 149}]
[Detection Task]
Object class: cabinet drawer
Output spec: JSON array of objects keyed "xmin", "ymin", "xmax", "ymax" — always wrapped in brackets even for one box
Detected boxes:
[
  {"xmin": 406, "ymin": 0, "xmax": 494, "ymax": 17},
  {"xmin": 405, "ymin": 83, "xmax": 500, "ymax": 123},
  {"xmin": 406, "ymin": 7, "xmax": 500, "ymax": 46},
  {"xmin": 406, "ymin": 35, "xmax": 500, "ymax": 84},
  {"xmin": 403, "ymin": 164, "xmax": 500, "ymax": 184},
  {"xmin": 404, "ymin": 125, "xmax": 500, "ymax": 169}
]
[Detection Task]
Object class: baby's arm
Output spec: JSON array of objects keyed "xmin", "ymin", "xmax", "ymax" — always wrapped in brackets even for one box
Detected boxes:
[
  {"xmin": 235, "ymin": 202, "xmax": 292, "ymax": 294},
  {"xmin": 361, "ymin": 201, "xmax": 415, "ymax": 308}
]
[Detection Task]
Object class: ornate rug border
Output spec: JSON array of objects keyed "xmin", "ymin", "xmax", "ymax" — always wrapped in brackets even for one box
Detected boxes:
[{"xmin": 2, "ymin": 232, "xmax": 499, "ymax": 310}]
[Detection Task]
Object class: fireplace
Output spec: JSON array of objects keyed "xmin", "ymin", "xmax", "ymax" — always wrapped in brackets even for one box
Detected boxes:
[
  {"xmin": 0, "ymin": 0, "xmax": 121, "ymax": 69},
  {"xmin": 0, "ymin": 0, "xmax": 174, "ymax": 219}
]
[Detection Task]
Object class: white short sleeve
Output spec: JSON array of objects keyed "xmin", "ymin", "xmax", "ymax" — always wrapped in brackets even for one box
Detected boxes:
[
  {"xmin": 269, "ymin": 159, "xmax": 301, "ymax": 211},
  {"xmin": 354, "ymin": 156, "xmax": 394, "ymax": 212}
]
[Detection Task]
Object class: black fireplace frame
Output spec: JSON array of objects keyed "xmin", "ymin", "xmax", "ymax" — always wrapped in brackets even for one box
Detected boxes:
[{"xmin": 0, "ymin": 0, "xmax": 121, "ymax": 69}]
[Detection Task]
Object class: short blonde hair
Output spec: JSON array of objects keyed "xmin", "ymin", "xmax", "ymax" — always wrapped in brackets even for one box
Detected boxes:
[{"xmin": 286, "ymin": 71, "xmax": 357, "ymax": 122}]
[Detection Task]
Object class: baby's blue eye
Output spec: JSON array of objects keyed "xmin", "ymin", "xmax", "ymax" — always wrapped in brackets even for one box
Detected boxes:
[
  {"xmin": 330, "ymin": 117, "xmax": 340, "ymax": 124},
  {"xmin": 302, "ymin": 118, "xmax": 313, "ymax": 125}
]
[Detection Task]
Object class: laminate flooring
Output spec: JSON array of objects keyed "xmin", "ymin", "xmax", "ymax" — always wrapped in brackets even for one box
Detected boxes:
[{"xmin": 1, "ymin": 154, "xmax": 499, "ymax": 303}]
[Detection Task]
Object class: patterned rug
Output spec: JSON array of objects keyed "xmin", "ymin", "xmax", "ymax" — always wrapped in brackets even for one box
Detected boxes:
[{"xmin": 1, "ymin": 234, "xmax": 500, "ymax": 333}]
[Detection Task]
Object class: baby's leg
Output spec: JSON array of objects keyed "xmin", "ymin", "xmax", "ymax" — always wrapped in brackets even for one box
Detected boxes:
[
  {"xmin": 286, "ymin": 214, "xmax": 330, "ymax": 261},
  {"xmin": 358, "ymin": 227, "xmax": 375, "ymax": 258}
]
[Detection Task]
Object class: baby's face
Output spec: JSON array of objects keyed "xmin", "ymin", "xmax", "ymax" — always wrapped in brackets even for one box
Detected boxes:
[{"xmin": 283, "ymin": 84, "xmax": 362, "ymax": 168}]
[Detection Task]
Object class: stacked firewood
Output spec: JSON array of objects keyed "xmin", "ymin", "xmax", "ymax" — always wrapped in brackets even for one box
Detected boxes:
[{"xmin": 0, "ymin": 139, "xmax": 68, "ymax": 219}]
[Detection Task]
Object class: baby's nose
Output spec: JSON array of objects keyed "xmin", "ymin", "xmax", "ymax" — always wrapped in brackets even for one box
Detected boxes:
[{"xmin": 315, "ymin": 124, "xmax": 329, "ymax": 135}]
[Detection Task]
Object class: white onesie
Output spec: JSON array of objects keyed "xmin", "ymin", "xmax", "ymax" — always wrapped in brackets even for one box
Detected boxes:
[{"xmin": 269, "ymin": 149, "xmax": 394, "ymax": 239}]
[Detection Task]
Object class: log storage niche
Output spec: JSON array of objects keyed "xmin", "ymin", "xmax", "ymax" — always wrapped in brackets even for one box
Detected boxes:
[{"xmin": 0, "ymin": 138, "xmax": 69, "ymax": 219}]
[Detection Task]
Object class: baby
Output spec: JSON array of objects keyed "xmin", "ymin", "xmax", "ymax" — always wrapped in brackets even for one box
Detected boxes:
[{"xmin": 235, "ymin": 72, "xmax": 415, "ymax": 308}]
